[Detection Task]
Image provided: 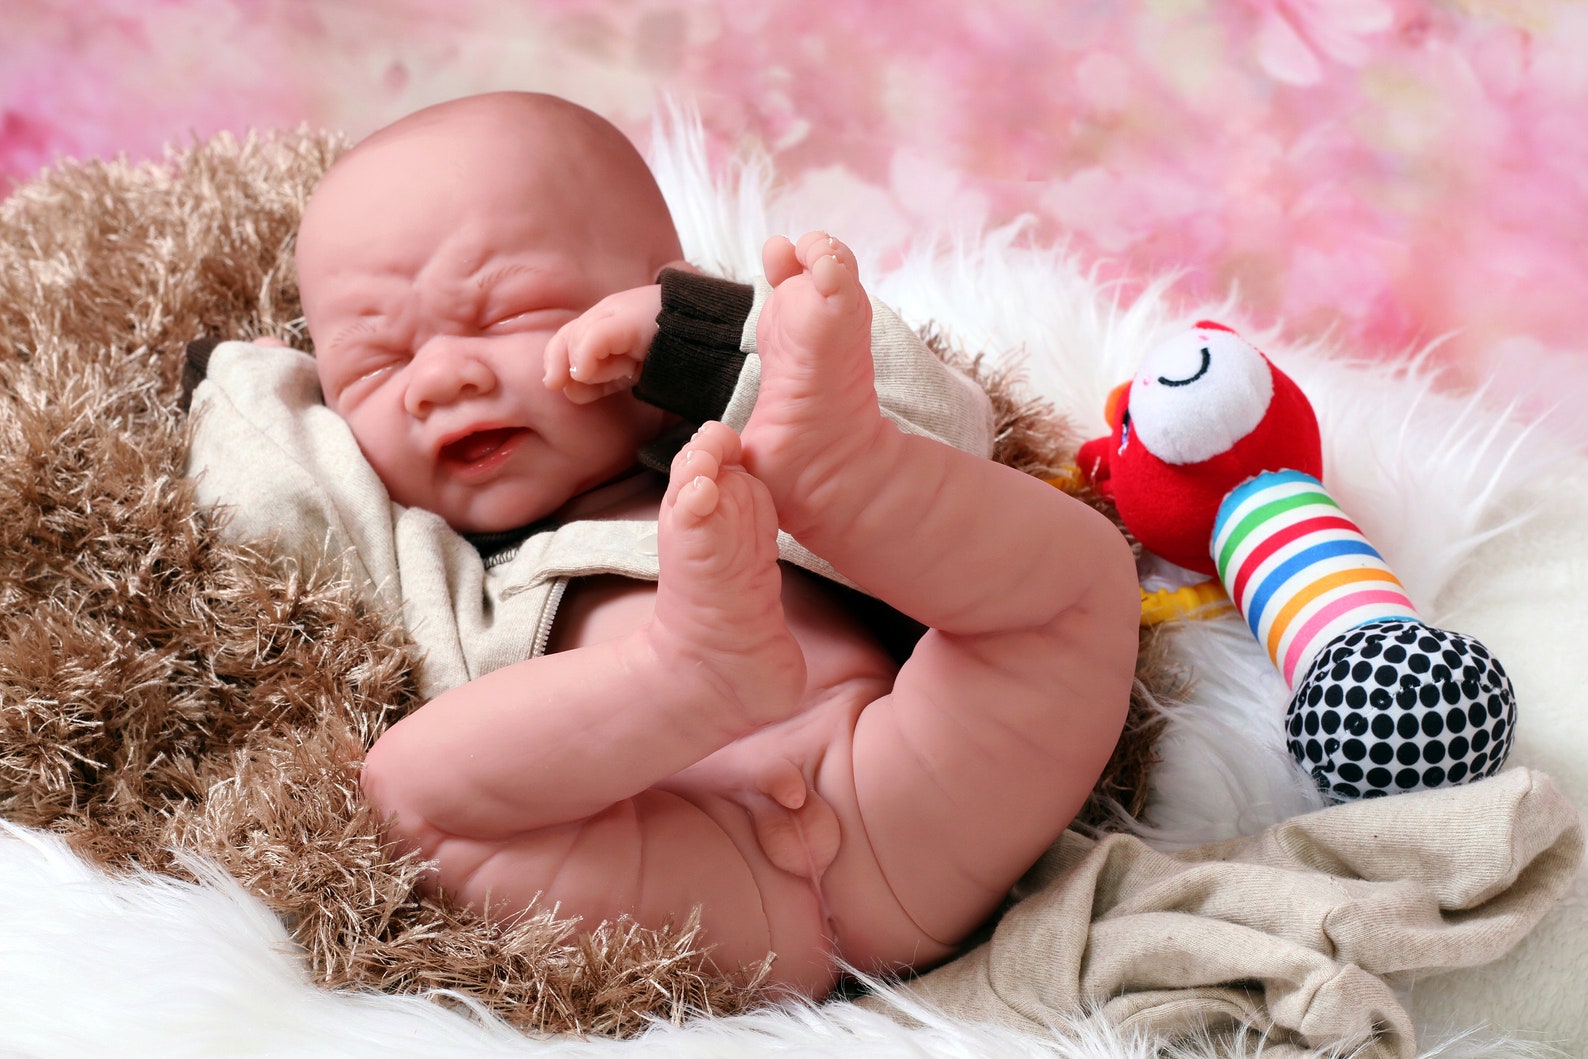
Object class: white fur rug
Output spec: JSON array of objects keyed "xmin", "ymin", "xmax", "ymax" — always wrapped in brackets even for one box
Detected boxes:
[{"xmin": 1, "ymin": 113, "xmax": 1583, "ymax": 1058}]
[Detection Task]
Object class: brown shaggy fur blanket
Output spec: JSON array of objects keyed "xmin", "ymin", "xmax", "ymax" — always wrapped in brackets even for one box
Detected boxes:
[{"xmin": 0, "ymin": 130, "xmax": 1178, "ymax": 1035}]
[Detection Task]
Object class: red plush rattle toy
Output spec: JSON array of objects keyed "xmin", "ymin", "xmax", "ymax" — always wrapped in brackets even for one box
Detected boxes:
[{"xmin": 1080, "ymin": 322, "xmax": 1516, "ymax": 800}]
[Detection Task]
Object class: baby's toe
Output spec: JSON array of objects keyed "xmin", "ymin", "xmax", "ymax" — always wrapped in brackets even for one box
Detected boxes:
[
  {"xmin": 664, "ymin": 422, "xmax": 744, "ymax": 512},
  {"xmin": 691, "ymin": 422, "xmax": 742, "ymax": 465},
  {"xmin": 811, "ymin": 251, "xmax": 857, "ymax": 300},
  {"xmin": 675, "ymin": 473, "xmax": 720, "ymax": 520},
  {"xmin": 795, "ymin": 230, "xmax": 853, "ymax": 268}
]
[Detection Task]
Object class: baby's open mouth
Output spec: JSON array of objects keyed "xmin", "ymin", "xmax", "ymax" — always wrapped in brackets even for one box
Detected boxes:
[{"xmin": 440, "ymin": 427, "xmax": 527, "ymax": 467}]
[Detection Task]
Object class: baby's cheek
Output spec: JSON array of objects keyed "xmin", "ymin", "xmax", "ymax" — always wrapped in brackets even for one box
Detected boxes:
[{"xmin": 345, "ymin": 413, "xmax": 423, "ymax": 501}]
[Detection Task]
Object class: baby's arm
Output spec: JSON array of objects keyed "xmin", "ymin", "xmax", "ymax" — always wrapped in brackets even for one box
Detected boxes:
[{"xmin": 544, "ymin": 267, "xmax": 995, "ymax": 466}]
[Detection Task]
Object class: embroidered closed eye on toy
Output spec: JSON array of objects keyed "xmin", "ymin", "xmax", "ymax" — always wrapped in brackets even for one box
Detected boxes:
[{"xmin": 1079, "ymin": 322, "xmax": 1517, "ymax": 799}]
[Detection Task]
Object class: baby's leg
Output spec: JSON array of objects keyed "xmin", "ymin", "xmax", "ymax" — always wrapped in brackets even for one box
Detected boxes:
[
  {"xmin": 744, "ymin": 234, "xmax": 1141, "ymax": 956},
  {"xmin": 362, "ymin": 422, "xmax": 805, "ymax": 872},
  {"xmin": 415, "ymin": 786, "xmax": 832, "ymax": 992}
]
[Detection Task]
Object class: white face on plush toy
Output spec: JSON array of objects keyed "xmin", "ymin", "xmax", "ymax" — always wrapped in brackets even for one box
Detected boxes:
[{"xmin": 1127, "ymin": 325, "xmax": 1274, "ymax": 466}]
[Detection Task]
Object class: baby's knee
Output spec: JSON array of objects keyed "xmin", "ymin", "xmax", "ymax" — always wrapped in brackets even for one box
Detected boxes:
[
  {"xmin": 1098, "ymin": 531, "xmax": 1143, "ymax": 628},
  {"xmin": 1056, "ymin": 502, "xmax": 1139, "ymax": 625},
  {"xmin": 359, "ymin": 737, "xmax": 399, "ymax": 820},
  {"xmin": 1016, "ymin": 504, "xmax": 1143, "ymax": 647},
  {"xmin": 360, "ymin": 739, "xmax": 445, "ymax": 858}
]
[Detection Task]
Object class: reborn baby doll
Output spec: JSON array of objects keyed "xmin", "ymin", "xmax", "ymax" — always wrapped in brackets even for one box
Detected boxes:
[{"xmin": 184, "ymin": 92, "xmax": 1139, "ymax": 996}]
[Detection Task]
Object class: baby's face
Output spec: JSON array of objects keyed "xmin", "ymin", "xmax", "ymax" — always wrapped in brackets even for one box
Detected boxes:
[{"xmin": 298, "ymin": 107, "xmax": 676, "ymax": 533}]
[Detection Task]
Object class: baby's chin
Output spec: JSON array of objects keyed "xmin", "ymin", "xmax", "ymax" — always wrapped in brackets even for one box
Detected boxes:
[
  {"xmin": 421, "ymin": 467, "xmax": 651, "ymax": 536},
  {"xmin": 446, "ymin": 501, "xmax": 560, "ymax": 536},
  {"xmin": 419, "ymin": 485, "xmax": 566, "ymax": 537}
]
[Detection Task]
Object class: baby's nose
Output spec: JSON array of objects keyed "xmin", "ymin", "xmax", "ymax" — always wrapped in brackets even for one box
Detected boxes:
[{"xmin": 404, "ymin": 335, "xmax": 497, "ymax": 416}]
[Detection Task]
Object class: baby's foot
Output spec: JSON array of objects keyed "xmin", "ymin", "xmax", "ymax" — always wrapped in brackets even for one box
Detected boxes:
[
  {"xmin": 741, "ymin": 232, "xmax": 889, "ymax": 536},
  {"xmin": 651, "ymin": 421, "xmax": 807, "ymax": 731}
]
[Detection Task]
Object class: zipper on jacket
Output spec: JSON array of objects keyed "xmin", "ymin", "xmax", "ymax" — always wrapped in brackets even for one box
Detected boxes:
[{"xmin": 530, "ymin": 577, "xmax": 570, "ymax": 658}]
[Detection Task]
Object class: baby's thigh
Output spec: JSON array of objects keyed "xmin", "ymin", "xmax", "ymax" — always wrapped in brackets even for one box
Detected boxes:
[
  {"xmin": 836, "ymin": 620, "xmax": 1133, "ymax": 964},
  {"xmin": 438, "ymin": 788, "xmax": 834, "ymax": 991},
  {"xmin": 809, "ymin": 730, "xmax": 962, "ymax": 977}
]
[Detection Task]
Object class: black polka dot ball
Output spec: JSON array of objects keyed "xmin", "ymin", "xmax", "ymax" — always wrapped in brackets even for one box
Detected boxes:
[{"xmin": 1286, "ymin": 619, "xmax": 1516, "ymax": 800}]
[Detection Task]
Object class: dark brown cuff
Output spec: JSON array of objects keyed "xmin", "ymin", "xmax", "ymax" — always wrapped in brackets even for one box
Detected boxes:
[
  {"xmin": 634, "ymin": 268, "xmax": 754, "ymax": 425},
  {"xmin": 179, "ymin": 336, "xmax": 223, "ymax": 413}
]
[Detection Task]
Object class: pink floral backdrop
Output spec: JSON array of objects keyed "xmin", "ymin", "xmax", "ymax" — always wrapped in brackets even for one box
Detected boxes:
[{"xmin": 6, "ymin": 0, "xmax": 1585, "ymax": 449}]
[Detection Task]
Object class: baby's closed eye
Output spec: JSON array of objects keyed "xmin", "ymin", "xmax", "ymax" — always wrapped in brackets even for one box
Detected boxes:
[
  {"xmin": 481, "ymin": 306, "xmax": 577, "ymax": 333},
  {"xmin": 327, "ymin": 344, "xmax": 411, "ymax": 400}
]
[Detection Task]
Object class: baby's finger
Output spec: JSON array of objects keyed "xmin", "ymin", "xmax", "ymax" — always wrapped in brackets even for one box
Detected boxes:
[
  {"xmin": 543, "ymin": 324, "xmax": 576, "ymax": 389},
  {"xmin": 567, "ymin": 340, "xmax": 631, "ymax": 385},
  {"xmin": 560, "ymin": 377, "xmax": 633, "ymax": 405}
]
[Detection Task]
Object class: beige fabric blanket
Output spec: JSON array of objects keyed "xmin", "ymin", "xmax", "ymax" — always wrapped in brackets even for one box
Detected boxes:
[{"xmin": 884, "ymin": 767, "xmax": 1582, "ymax": 1058}]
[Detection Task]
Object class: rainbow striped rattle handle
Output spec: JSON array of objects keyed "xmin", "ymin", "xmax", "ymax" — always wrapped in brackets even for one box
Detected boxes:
[
  {"xmin": 1213, "ymin": 470, "xmax": 1516, "ymax": 799},
  {"xmin": 1215, "ymin": 470, "xmax": 1420, "ymax": 687}
]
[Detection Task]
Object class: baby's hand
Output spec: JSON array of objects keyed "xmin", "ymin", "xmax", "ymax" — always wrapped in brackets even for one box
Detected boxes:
[{"xmin": 543, "ymin": 285, "xmax": 662, "ymax": 404}]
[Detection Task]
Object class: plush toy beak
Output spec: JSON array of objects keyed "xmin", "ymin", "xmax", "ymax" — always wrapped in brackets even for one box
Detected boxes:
[
  {"xmin": 1078, "ymin": 381, "xmax": 1131, "ymax": 497},
  {"xmin": 1102, "ymin": 380, "xmax": 1130, "ymax": 436}
]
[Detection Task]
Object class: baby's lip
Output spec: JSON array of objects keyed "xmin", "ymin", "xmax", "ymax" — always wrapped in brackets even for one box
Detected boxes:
[{"xmin": 436, "ymin": 425, "xmax": 530, "ymax": 474}]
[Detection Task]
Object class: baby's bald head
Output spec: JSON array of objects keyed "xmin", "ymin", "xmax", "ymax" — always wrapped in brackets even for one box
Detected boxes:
[
  {"xmin": 297, "ymin": 92, "xmax": 685, "ymax": 305},
  {"xmin": 348, "ymin": 92, "xmax": 655, "ymax": 190}
]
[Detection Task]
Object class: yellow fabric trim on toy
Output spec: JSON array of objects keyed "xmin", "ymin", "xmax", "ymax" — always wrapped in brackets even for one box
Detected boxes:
[
  {"xmin": 1045, "ymin": 470, "xmax": 1233, "ymax": 626},
  {"xmin": 1044, "ymin": 467, "xmax": 1085, "ymax": 493},
  {"xmin": 1140, "ymin": 580, "xmax": 1235, "ymax": 625}
]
